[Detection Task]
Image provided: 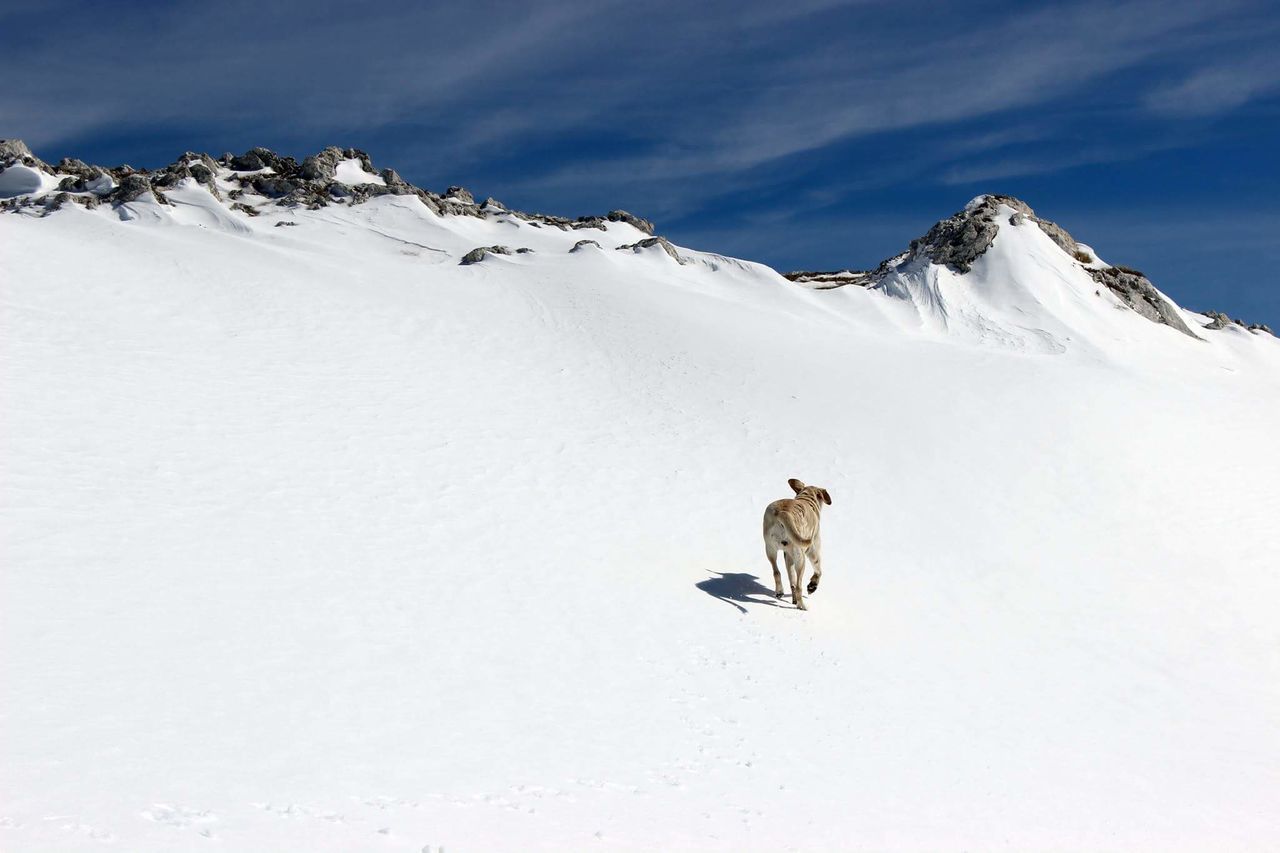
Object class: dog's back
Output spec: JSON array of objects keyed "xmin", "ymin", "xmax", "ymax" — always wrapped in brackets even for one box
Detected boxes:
[{"xmin": 763, "ymin": 497, "xmax": 818, "ymax": 546}]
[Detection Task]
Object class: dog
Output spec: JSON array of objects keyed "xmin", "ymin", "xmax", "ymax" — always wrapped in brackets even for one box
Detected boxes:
[{"xmin": 762, "ymin": 478, "xmax": 832, "ymax": 610}]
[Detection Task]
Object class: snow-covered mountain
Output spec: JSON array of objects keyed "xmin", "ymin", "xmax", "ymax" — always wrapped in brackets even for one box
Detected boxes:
[{"xmin": 3, "ymin": 141, "xmax": 1278, "ymax": 851}]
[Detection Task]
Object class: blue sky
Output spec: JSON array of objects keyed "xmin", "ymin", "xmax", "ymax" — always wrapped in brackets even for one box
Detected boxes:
[{"xmin": 4, "ymin": 0, "xmax": 1279, "ymax": 323}]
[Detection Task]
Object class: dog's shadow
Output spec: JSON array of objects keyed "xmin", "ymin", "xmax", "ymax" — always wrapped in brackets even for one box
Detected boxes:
[{"xmin": 696, "ymin": 571, "xmax": 787, "ymax": 613}]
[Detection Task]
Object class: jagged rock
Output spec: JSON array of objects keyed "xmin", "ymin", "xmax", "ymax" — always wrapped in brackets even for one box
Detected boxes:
[
  {"xmin": 607, "ymin": 210, "xmax": 655, "ymax": 235},
  {"xmin": 1032, "ymin": 217, "xmax": 1079, "ymax": 257},
  {"xmin": 1202, "ymin": 311, "xmax": 1239, "ymax": 331},
  {"xmin": 784, "ymin": 270, "xmax": 873, "ymax": 289},
  {"xmin": 230, "ymin": 150, "xmax": 267, "ymax": 171},
  {"xmin": 109, "ymin": 174, "xmax": 155, "ymax": 204},
  {"xmin": 460, "ymin": 245, "xmax": 513, "ymax": 265},
  {"xmin": 151, "ymin": 157, "xmax": 219, "ymax": 193},
  {"xmin": 57, "ymin": 170, "xmax": 116, "ymax": 196},
  {"xmin": 803, "ymin": 194, "xmax": 1204, "ymax": 340},
  {"xmin": 275, "ymin": 220, "xmax": 297, "ymax": 227},
  {"xmin": 248, "ymin": 174, "xmax": 302, "ymax": 198},
  {"xmin": 616, "ymin": 236, "xmax": 685, "ymax": 263},
  {"xmin": 1088, "ymin": 266, "xmax": 1198, "ymax": 339},
  {"xmin": 444, "ymin": 186, "xmax": 475, "ymax": 205},
  {"xmin": 230, "ymin": 202, "xmax": 259, "ymax": 217},
  {"xmin": 297, "ymin": 146, "xmax": 378, "ymax": 183},
  {"xmin": 10, "ymin": 142, "xmax": 663, "ymax": 254},
  {"xmin": 0, "ymin": 139, "xmax": 35, "ymax": 163},
  {"xmin": 1201, "ymin": 311, "xmax": 1274, "ymax": 335},
  {"xmin": 55, "ymin": 157, "xmax": 97, "ymax": 179},
  {"xmin": 42, "ymin": 192, "xmax": 71, "ymax": 213},
  {"xmin": 516, "ymin": 247, "xmax": 534, "ymax": 254},
  {"xmin": 299, "ymin": 146, "xmax": 345, "ymax": 181},
  {"xmin": 230, "ymin": 147, "xmax": 297, "ymax": 175},
  {"xmin": 570, "ymin": 239, "xmax": 601, "ymax": 253}
]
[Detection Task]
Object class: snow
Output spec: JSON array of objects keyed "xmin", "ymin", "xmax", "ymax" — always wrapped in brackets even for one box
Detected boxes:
[
  {"xmin": 2, "ymin": 187, "xmax": 1279, "ymax": 851},
  {"xmin": 334, "ymin": 157, "xmax": 385, "ymax": 186},
  {"xmin": 0, "ymin": 163, "xmax": 61, "ymax": 197}
]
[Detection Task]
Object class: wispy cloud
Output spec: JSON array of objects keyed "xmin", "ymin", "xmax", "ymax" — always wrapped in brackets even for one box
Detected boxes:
[{"xmin": 1144, "ymin": 51, "xmax": 1280, "ymax": 116}]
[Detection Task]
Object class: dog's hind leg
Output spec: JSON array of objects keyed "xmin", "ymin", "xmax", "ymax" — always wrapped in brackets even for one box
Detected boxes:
[
  {"xmin": 785, "ymin": 549, "xmax": 807, "ymax": 610},
  {"xmin": 766, "ymin": 543, "xmax": 783, "ymax": 598},
  {"xmin": 806, "ymin": 539, "xmax": 822, "ymax": 595}
]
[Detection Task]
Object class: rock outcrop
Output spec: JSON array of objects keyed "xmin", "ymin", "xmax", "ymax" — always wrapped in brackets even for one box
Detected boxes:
[
  {"xmin": 616, "ymin": 236, "xmax": 685, "ymax": 263},
  {"xmin": 1, "ymin": 139, "xmax": 36, "ymax": 163},
  {"xmin": 461, "ymin": 245, "xmax": 513, "ymax": 265},
  {"xmin": 784, "ymin": 270, "xmax": 873, "ymax": 289},
  {"xmin": 798, "ymin": 194, "xmax": 1219, "ymax": 340},
  {"xmin": 0, "ymin": 141, "xmax": 661, "ymax": 236},
  {"xmin": 1086, "ymin": 265, "xmax": 1198, "ymax": 337}
]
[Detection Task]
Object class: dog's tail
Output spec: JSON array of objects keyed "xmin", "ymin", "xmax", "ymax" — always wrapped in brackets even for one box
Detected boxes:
[{"xmin": 778, "ymin": 509, "xmax": 813, "ymax": 549}]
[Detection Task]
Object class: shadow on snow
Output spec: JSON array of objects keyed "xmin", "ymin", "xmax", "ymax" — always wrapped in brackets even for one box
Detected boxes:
[{"xmin": 695, "ymin": 571, "xmax": 787, "ymax": 614}]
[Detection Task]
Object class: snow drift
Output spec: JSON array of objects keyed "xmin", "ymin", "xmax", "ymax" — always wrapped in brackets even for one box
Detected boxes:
[{"xmin": 2, "ymin": 142, "xmax": 1279, "ymax": 851}]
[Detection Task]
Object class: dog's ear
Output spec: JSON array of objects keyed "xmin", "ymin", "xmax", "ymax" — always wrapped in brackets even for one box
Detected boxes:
[
  {"xmin": 819, "ymin": 488, "xmax": 832, "ymax": 506},
  {"xmin": 788, "ymin": 478, "xmax": 805, "ymax": 494}
]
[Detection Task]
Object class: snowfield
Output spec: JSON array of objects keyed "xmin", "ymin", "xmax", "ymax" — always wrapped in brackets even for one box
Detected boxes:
[{"xmin": 2, "ymin": 176, "xmax": 1279, "ymax": 851}]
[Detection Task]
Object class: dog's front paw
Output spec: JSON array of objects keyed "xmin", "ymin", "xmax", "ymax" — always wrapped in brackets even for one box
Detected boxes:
[{"xmin": 775, "ymin": 591, "xmax": 784, "ymax": 599}]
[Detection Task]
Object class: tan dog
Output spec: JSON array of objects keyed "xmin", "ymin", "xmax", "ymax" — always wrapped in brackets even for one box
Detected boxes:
[{"xmin": 762, "ymin": 478, "xmax": 832, "ymax": 610}]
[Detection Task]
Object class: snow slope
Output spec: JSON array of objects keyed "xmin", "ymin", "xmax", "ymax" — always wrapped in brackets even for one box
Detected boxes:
[{"xmin": 2, "ymin": 169, "xmax": 1280, "ymax": 851}]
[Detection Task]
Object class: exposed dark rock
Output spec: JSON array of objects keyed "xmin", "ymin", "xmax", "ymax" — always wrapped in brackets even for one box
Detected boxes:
[
  {"xmin": 570, "ymin": 239, "xmax": 601, "ymax": 253},
  {"xmin": 444, "ymin": 186, "xmax": 475, "ymax": 205},
  {"xmin": 784, "ymin": 270, "xmax": 874, "ymax": 289},
  {"xmin": 230, "ymin": 202, "xmax": 260, "ymax": 217},
  {"xmin": 230, "ymin": 150, "xmax": 267, "ymax": 171},
  {"xmin": 229, "ymin": 147, "xmax": 297, "ymax": 174},
  {"xmin": 900, "ymin": 195, "xmax": 1014, "ymax": 273},
  {"xmin": 616, "ymin": 236, "xmax": 685, "ymax": 263},
  {"xmin": 1200, "ymin": 310, "xmax": 1274, "ymax": 335},
  {"xmin": 1033, "ymin": 217, "xmax": 1079, "ymax": 256},
  {"xmin": 12, "ymin": 142, "xmax": 664, "ymax": 253},
  {"xmin": 275, "ymin": 220, "xmax": 298, "ymax": 227},
  {"xmin": 299, "ymin": 146, "xmax": 345, "ymax": 181},
  {"xmin": 42, "ymin": 192, "xmax": 71, "ymax": 213},
  {"xmin": 109, "ymin": 174, "xmax": 155, "ymax": 204},
  {"xmin": 55, "ymin": 157, "xmax": 97, "ymax": 179},
  {"xmin": 0, "ymin": 138, "xmax": 35, "ymax": 163},
  {"xmin": 248, "ymin": 174, "xmax": 302, "ymax": 198},
  {"xmin": 607, "ymin": 209, "xmax": 655, "ymax": 235},
  {"xmin": 1202, "ymin": 311, "xmax": 1239, "ymax": 331},
  {"xmin": 1088, "ymin": 265, "xmax": 1199, "ymax": 339},
  {"xmin": 460, "ymin": 245, "xmax": 514, "ymax": 265},
  {"xmin": 800, "ymin": 193, "xmax": 1205, "ymax": 340}
]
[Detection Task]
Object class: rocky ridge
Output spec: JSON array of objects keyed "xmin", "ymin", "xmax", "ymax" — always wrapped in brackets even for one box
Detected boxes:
[
  {"xmin": 0, "ymin": 139, "xmax": 656, "ymax": 239},
  {"xmin": 790, "ymin": 194, "xmax": 1269, "ymax": 338}
]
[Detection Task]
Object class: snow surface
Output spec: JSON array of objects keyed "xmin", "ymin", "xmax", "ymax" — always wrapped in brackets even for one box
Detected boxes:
[
  {"xmin": 334, "ymin": 158, "xmax": 386, "ymax": 186},
  {"xmin": 2, "ymin": 188, "xmax": 1279, "ymax": 851},
  {"xmin": 0, "ymin": 163, "xmax": 61, "ymax": 197}
]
